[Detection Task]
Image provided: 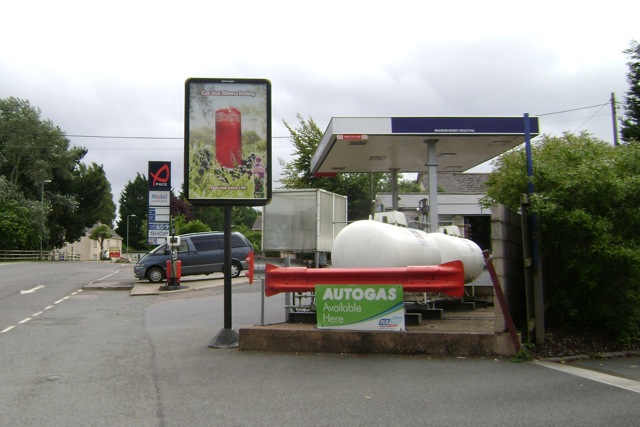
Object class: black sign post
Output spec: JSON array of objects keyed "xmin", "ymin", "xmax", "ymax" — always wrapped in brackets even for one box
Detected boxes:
[{"xmin": 184, "ymin": 78, "xmax": 271, "ymax": 348}]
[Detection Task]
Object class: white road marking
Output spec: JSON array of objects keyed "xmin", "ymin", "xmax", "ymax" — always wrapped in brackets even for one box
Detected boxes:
[
  {"xmin": 2, "ymin": 285, "xmax": 90, "ymax": 336},
  {"xmin": 20, "ymin": 285, "xmax": 45, "ymax": 294},
  {"xmin": 87, "ymin": 268, "xmax": 126, "ymax": 286},
  {"xmin": 534, "ymin": 360, "xmax": 640, "ymax": 393}
]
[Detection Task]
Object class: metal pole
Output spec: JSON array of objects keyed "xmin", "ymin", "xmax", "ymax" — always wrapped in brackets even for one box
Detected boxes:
[
  {"xmin": 611, "ymin": 92, "xmax": 620, "ymax": 147},
  {"xmin": 524, "ymin": 113, "xmax": 545, "ymax": 344},
  {"xmin": 426, "ymin": 140, "xmax": 438, "ymax": 233},
  {"xmin": 126, "ymin": 214, "xmax": 136, "ymax": 258},
  {"xmin": 223, "ymin": 205, "xmax": 232, "ymax": 329},
  {"xmin": 209, "ymin": 205, "xmax": 239, "ymax": 348},
  {"xmin": 40, "ymin": 179, "xmax": 51, "ymax": 261},
  {"xmin": 40, "ymin": 181, "xmax": 44, "ymax": 260},
  {"xmin": 126, "ymin": 216, "xmax": 130, "ymax": 258},
  {"xmin": 483, "ymin": 251, "xmax": 521, "ymax": 353},
  {"xmin": 390, "ymin": 168, "xmax": 399, "ymax": 211}
]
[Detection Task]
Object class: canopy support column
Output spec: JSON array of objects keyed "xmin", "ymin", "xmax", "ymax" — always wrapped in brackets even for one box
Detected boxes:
[
  {"xmin": 426, "ymin": 140, "xmax": 438, "ymax": 232},
  {"xmin": 390, "ymin": 168, "xmax": 399, "ymax": 211}
]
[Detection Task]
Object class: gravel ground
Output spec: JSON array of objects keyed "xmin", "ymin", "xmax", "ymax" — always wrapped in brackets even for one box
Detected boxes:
[{"xmin": 529, "ymin": 325, "xmax": 640, "ymax": 359}]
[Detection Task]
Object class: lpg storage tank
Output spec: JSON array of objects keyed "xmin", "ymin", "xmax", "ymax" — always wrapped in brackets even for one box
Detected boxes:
[
  {"xmin": 331, "ymin": 220, "xmax": 483, "ymax": 283},
  {"xmin": 331, "ymin": 220, "xmax": 441, "ymax": 268}
]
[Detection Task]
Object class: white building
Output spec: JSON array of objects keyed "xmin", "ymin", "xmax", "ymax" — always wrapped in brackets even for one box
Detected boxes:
[
  {"xmin": 375, "ymin": 173, "xmax": 491, "ymax": 250},
  {"xmin": 61, "ymin": 223, "xmax": 123, "ymax": 261}
]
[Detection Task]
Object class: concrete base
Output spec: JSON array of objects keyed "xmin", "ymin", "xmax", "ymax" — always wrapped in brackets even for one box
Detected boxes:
[{"xmin": 239, "ymin": 308, "xmax": 520, "ymax": 357}]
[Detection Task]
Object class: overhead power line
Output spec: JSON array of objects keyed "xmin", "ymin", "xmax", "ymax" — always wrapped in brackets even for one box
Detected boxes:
[
  {"xmin": 65, "ymin": 134, "xmax": 292, "ymax": 140},
  {"xmin": 66, "ymin": 134, "xmax": 182, "ymax": 140},
  {"xmin": 56, "ymin": 100, "xmax": 617, "ymax": 141},
  {"xmin": 535, "ymin": 102, "xmax": 610, "ymax": 117}
]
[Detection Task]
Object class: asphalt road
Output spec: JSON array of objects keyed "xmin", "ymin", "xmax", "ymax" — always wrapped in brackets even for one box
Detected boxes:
[{"xmin": 1, "ymin": 261, "xmax": 639, "ymax": 426}]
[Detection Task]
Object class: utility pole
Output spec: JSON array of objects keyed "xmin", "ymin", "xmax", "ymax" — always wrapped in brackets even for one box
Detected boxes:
[
  {"xmin": 40, "ymin": 179, "xmax": 52, "ymax": 260},
  {"xmin": 611, "ymin": 92, "xmax": 620, "ymax": 146}
]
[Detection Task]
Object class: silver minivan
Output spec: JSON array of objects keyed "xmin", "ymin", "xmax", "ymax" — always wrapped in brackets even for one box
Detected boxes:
[{"xmin": 134, "ymin": 231, "xmax": 253, "ymax": 283}]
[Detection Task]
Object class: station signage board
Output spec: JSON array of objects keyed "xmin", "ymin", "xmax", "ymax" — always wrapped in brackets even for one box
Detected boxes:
[
  {"xmin": 148, "ymin": 161, "xmax": 172, "ymax": 245},
  {"xmin": 149, "ymin": 190, "xmax": 170, "ymax": 207},
  {"xmin": 148, "ymin": 161, "xmax": 172, "ymax": 189},
  {"xmin": 315, "ymin": 285, "xmax": 405, "ymax": 331},
  {"xmin": 148, "ymin": 207, "xmax": 170, "ymax": 222}
]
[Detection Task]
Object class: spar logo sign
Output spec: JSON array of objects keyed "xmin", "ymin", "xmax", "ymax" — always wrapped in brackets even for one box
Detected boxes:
[
  {"xmin": 148, "ymin": 161, "xmax": 171, "ymax": 189},
  {"xmin": 315, "ymin": 285, "xmax": 405, "ymax": 331}
]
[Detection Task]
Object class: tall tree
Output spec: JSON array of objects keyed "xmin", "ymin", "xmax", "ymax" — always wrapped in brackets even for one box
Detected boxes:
[
  {"xmin": 279, "ymin": 114, "xmax": 386, "ymax": 220},
  {"xmin": 621, "ymin": 40, "xmax": 640, "ymax": 143},
  {"xmin": 0, "ymin": 176, "xmax": 42, "ymax": 250},
  {"xmin": 58, "ymin": 162, "xmax": 116, "ymax": 243},
  {"xmin": 0, "ymin": 97, "xmax": 86, "ymax": 192},
  {"xmin": 0, "ymin": 96, "xmax": 98, "ymax": 249},
  {"xmin": 116, "ymin": 173, "xmax": 149, "ymax": 248}
]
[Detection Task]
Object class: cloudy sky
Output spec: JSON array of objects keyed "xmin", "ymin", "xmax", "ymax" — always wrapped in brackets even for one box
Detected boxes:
[{"xmin": 1, "ymin": 0, "xmax": 637, "ymax": 217}]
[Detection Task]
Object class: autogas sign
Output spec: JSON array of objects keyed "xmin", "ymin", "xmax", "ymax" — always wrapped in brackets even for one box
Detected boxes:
[{"xmin": 315, "ymin": 285, "xmax": 405, "ymax": 331}]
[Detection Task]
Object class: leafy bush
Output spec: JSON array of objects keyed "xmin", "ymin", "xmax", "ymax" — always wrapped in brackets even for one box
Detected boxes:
[{"xmin": 483, "ymin": 133, "xmax": 640, "ymax": 342}]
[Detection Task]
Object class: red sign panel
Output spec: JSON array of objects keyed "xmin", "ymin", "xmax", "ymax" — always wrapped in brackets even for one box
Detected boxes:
[{"xmin": 148, "ymin": 161, "xmax": 171, "ymax": 190}]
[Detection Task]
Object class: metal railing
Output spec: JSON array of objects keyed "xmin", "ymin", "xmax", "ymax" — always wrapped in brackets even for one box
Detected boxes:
[{"xmin": 0, "ymin": 250, "xmax": 81, "ymax": 261}]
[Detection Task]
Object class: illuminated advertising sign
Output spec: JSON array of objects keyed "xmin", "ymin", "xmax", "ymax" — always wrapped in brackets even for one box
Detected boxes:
[
  {"xmin": 315, "ymin": 285, "xmax": 405, "ymax": 331},
  {"xmin": 148, "ymin": 161, "xmax": 171, "ymax": 189},
  {"xmin": 148, "ymin": 161, "xmax": 172, "ymax": 245},
  {"xmin": 184, "ymin": 78, "xmax": 272, "ymax": 206}
]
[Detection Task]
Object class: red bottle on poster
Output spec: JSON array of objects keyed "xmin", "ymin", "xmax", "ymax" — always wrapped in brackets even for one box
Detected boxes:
[{"xmin": 215, "ymin": 107, "xmax": 242, "ymax": 168}]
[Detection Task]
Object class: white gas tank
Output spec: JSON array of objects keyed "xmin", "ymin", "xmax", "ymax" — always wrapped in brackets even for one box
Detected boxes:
[
  {"xmin": 331, "ymin": 220, "xmax": 441, "ymax": 268},
  {"xmin": 331, "ymin": 220, "xmax": 484, "ymax": 283},
  {"xmin": 428, "ymin": 232, "xmax": 484, "ymax": 283}
]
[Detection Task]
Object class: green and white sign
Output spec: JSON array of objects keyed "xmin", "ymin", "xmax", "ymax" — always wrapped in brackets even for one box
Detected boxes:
[{"xmin": 315, "ymin": 285, "xmax": 405, "ymax": 331}]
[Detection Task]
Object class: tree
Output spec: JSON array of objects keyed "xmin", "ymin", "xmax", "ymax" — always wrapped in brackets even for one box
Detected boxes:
[
  {"xmin": 75, "ymin": 163, "xmax": 116, "ymax": 226},
  {"xmin": 0, "ymin": 96, "xmax": 101, "ymax": 249},
  {"xmin": 174, "ymin": 215, "xmax": 210, "ymax": 234},
  {"xmin": 57, "ymin": 162, "xmax": 116, "ymax": 244},
  {"xmin": 279, "ymin": 114, "xmax": 387, "ymax": 220},
  {"xmin": 0, "ymin": 176, "xmax": 42, "ymax": 250},
  {"xmin": 233, "ymin": 206, "xmax": 259, "ymax": 229},
  {"xmin": 89, "ymin": 224, "xmax": 114, "ymax": 259},
  {"xmin": 170, "ymin": 193, "xmax": 193, "ymax": 222},
  {"xmin": 621, "ymin": 40, "xmax": 640, "ymax": 143},
  {"xmin": 115, "ymin": 173, "xmax": 149, "ymax": 248},
  {"xmin": 482, "ymin": 132, "xmax": 640, "ymax": 342}
]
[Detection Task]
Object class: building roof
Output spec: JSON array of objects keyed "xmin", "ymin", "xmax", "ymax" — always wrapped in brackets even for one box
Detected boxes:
[{"xmin": 85, "ymin": 223, "xmax": 122, "ymax": 240}]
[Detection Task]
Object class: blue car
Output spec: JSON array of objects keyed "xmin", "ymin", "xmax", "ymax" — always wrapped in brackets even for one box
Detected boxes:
[{"xmin": 134, "ymin": 231, "xmax": 253, "ymax": 283}]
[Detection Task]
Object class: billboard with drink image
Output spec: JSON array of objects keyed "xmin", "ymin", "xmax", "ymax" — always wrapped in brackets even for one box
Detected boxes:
[{"xmin": 184, "ymin": 78, "xmax": 271, "ymax": 206}]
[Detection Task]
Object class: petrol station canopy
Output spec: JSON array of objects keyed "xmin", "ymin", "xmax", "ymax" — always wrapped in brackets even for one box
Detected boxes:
[{"xmin": 310, "ymin": 116, "xmax": 540, "ymax": 175}]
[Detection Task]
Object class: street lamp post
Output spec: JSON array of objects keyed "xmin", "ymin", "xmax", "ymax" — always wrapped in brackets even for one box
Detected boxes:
[
  {"xmin": 126, "ymin": 214, "xmax": 136, "ymax": 259},
  {"xmin": 40, "ymin": 179, "xmax": 52, "ymax": 260}
]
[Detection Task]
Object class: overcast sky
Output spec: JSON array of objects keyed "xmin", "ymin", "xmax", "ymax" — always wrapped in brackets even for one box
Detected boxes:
[{"xmin": 1, "ymin": 1, "xmax": 638, "ymax": 217}]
